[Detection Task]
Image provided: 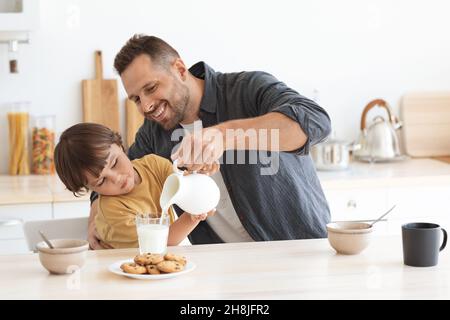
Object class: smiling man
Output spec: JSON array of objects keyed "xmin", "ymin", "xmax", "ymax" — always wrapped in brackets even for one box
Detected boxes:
[{"xmin": 88, "ymin": 34, "xmax": 332, "ymax": 248}]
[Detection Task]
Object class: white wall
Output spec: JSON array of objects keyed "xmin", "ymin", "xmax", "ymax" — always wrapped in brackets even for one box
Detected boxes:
[{"xmin": 1, "ymin": 0, "xmax": 449, "ymax": 174}]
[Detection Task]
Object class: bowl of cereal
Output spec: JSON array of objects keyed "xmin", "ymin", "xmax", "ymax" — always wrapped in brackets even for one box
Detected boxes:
[
  {"xmin": 37, "ymin": 239, "xmax": 89, "ymax": 274},
  {"xmin": 326, "ymin": 222, "xmax": 373, "ymax": 255}
]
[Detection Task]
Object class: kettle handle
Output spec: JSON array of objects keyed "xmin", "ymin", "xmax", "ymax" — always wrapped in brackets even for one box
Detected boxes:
[{"xmin": 360, "ymin": 99, "xmax": 396, "ymax": 130}]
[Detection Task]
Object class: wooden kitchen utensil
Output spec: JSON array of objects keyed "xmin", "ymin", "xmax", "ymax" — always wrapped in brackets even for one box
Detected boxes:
[
  {"xmin": 125, "ymin": 99, "xmax": 144, "ymax": 148},
  {"xmin": 82, "ymin": 51, "xmax": 120, "ymax": 132},
  {"xmin": 401, "ymin": 92, "xmax": 450, "ymax": 157}
]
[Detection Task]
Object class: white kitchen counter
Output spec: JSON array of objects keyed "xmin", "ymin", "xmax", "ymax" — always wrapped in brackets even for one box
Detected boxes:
[
  {"xmin": 318, "ymin": 158, "xmax": 450, "ymax": 189},
  {"xmin": 0, "ymin": 175, "xmax": 90, "ymax": 255},
  {"xmin": 0, "ymin": 174, "xmax": 89, "ymax": 205},
  {"xmin": 1, "ymin": 158, "xmax": 449, "ymax": 205}
]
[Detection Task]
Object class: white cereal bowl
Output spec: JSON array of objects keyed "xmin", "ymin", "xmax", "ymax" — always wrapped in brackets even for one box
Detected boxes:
[
  {"xmin": 326, "ymin": 222, "xmax": 373, "ymax": 255},
  {"xmin": 37, "ymin": 239, "xmax": 89, "ymax": 274}
]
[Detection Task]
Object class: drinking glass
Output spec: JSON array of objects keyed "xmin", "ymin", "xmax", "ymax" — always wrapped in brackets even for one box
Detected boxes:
[{"xmin": 135, "ymin": 214, "xmax": 169, "ymax": 255}]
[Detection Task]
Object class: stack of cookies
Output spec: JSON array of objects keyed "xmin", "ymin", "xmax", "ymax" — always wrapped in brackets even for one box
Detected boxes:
[{"xmin": 120, "ymin": 252, "xmax": 187, "ymax": 275}]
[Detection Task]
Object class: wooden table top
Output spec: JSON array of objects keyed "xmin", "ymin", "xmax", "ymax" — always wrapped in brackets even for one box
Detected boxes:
[{"xmin": 1, "ymin": 235, "xmax": 449, "ymax": 300}]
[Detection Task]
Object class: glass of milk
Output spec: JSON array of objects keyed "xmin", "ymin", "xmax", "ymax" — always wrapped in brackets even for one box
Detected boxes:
[{"xmin": 135, "ymin": 214, "xmax": 169, "ymax": 254}]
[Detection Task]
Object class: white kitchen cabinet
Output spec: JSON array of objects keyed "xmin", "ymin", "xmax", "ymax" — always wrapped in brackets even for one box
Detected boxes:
[
  {"xmin": 0, "ymin": 238, "xmax": 28, "ymax": 254},
  {"xmin": 323, "ymin": 183, "xmax": 450, "ymax": 237},
  {"xmin": 387, "ymin": 185, "xmax": 450, "ymax": 221},
  {"xmin": 323, "ymin": 187, "xmax": 389, "ymax": 222},
  {"xmin": 0, "ymin": 203, "xmax": 52, "ymax": 254},
  {"xmin": 0, "ymin": 201, "xmax": 91, "ymax": 255},
  {"xmin": 323, "ymin": 187, "xmax": 391, "ymax": 236},
  {"xmin": 52, "ymin": 201, "xmax": 90, "ymax": 219},
  {"xmin": 386, "ymin": 185, "xmax": 450, "ymax": 234},
  {"xmin": 0, "ymin": 203, "xmax": 52, "ymax": 239}
]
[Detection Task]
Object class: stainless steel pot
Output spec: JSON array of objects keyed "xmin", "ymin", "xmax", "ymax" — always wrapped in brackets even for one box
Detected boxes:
[{"xmin": 311, "ymin": 138, "xmax": 358, "ymax": 171}]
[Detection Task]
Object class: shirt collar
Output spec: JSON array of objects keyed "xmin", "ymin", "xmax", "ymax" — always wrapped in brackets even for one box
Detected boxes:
[{"xmin": 189, "ymin": 61, "xmax": 218, "ymax": 114}]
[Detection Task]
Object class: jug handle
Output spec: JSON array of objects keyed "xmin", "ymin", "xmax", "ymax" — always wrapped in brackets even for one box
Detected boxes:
[
  {"xmin": 172, "ymin": 159, "xmax": 184, "ymax": 175},
  {"xmin": 360, "ymin": 99, "xmax": 395, "ymax": 130},
  {"xmin": 172, "ymin": 159, "xmax": 198, "ymax": 175}
]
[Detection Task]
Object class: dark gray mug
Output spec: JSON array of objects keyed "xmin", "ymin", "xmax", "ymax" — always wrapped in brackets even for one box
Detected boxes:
[{"xmin": 402, "ymin": 222, "xmax": 447, "ymax": 267}]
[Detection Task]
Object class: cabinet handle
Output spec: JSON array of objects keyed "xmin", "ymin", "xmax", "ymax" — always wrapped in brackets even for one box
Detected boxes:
[
  {"xmin": 347, "ymin": 200, "xmax": 357, "ymax": 209},
  {"xmin": 0, "ymin": 219, "xmax": 23, "ymax": 227}
]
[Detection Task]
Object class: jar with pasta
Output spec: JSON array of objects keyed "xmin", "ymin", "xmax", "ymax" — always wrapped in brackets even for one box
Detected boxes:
[
  {"xmin": 7, "ymin": 102, "xmax": 30, "ymax": 175},
  {"xmin": 32, "ymin": 115, "xmax": 55, "ymax": 175}
]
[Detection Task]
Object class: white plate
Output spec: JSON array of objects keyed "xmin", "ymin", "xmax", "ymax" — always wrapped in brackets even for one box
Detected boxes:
[{"xmin": 108, "ymin": 259, "xmax": 196, "ymax": 280}]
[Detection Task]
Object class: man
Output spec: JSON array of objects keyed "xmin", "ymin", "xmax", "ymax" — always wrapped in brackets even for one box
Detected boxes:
[{"xmin": 88, "ymin": 34, "xmax": 331, "ymax": 248}]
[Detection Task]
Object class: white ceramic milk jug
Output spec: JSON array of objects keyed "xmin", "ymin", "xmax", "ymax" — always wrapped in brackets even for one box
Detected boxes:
[{"xmin": 160, "ymin": 160, "xmax": 220, "ymax": 215}]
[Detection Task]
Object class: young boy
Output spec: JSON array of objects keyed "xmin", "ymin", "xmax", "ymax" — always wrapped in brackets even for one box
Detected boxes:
[{"xmin": 54, "ymin": 122, "xmax": 209, "ymax": 249}]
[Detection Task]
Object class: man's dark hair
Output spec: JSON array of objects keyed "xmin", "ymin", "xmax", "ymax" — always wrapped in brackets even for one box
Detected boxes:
[
  {"xmin": 114, "ymin": 34, "xmax": 180, "ymax": 75},
  {"xmin": 54, "ymin": 123, "xmax": 123, "ymax": 196}
]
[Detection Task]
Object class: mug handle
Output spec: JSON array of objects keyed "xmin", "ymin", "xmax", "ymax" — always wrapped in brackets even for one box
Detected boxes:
[{"xmin": 440, "ymin": 228, "xmax": 447, "ymax": 252}]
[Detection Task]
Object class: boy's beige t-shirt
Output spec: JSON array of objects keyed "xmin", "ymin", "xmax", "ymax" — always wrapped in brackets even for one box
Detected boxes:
[{"xmin": 95, "ymin": 154, "xmax": 175, "ymax": 249}]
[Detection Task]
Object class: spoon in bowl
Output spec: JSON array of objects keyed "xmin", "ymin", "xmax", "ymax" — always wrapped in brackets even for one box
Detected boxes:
[
  {"xmin": 370, "ymin": 205, "xmax": 396, "ymax": 227},
  {"xmin": 39, "ymin": 230, "xmax": 54, "ymax": 249}
]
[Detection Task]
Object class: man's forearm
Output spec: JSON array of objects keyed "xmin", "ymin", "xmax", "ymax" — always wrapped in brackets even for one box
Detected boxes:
[{"xmin": 215, "ymin": 112, "xmax": 307, "ymax": 152}]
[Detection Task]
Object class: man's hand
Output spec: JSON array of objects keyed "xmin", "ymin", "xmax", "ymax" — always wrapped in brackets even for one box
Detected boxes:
[
  {"xmin": 181, "ymin": 161, "xmax": 220, "ymax": 176},
  {"xmin": 171, "ymin": 127, "xmax": 223, "ymax": 175},
  {"xmin": 88, "ymin": 199, "xmax": 113, "ymax": 250}
]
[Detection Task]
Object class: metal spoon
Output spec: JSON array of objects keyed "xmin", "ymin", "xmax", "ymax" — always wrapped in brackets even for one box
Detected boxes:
[
  {"xmin": 39, "ymin": 230, "xmax": 54, "ymax": 249},
  {"xmin": 370, "ymin": 205, "xmax": 396, "ymax": 227}
]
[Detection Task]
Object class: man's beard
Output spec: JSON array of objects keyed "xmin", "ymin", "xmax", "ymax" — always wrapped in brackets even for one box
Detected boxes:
[
  {"xmin": 159, "ymin": 83, "xmax": 190, "ymax": 131},
  {"xmin": 144, "ymin": 85, "xmax": 190, "ymax": 131}
]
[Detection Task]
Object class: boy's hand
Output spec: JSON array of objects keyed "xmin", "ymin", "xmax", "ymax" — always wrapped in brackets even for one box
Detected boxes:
[
  {"xmin": 189, "ymin": 208, "xmax": 216, "ymax": 222},
  {"xmin": 88, "ymin": 200, "xmax": 113, "ymax": 250},
  {"xmin": 88, "ymin": 220, "xmax": 113, "ymax": 250}
]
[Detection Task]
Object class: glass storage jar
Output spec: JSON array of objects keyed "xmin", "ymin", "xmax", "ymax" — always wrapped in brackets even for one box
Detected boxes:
[
  {"xmin": 7, "ymin": 102, "xmax": 30, "ymax": 175},
  {"xmin": 31, "ymin": 115, "xmax": 55, "ymax": 174}
]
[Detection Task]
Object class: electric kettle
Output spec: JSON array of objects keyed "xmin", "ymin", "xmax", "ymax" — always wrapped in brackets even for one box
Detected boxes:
[{"xmin": 353, "ymin": 99, "xmax": 404, "ymax": 162}]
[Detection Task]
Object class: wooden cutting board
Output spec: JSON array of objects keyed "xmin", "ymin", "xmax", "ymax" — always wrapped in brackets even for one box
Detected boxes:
[
  {"xmin": 400, "ymin": 92, "xmax": 450, "ymax": 157},
  {"xmin": 125, "ymin": 99, "xmax": 144, "ymax": 148},
  {"xmin": 82, "ymin": 51, "xmax": 119, "ymax": 132}
]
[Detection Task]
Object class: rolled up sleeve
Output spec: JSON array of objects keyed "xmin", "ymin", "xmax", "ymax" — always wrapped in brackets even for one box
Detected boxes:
[{"xmin": 247, "ymin": 72, "xmax": 331, "ymax": 155}]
